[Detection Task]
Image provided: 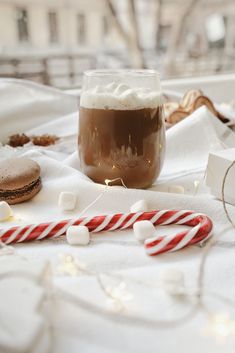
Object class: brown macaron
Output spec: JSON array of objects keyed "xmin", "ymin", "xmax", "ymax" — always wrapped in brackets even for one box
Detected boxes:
[{"xmin": 0, "ymin": 157, "xmax": 42, "ymax": 204}]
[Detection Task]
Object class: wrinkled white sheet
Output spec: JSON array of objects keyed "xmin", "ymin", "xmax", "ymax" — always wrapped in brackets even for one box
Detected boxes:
[{"xmin": 1, "ymin": 78, "xmax": 235, "ymax": 353}]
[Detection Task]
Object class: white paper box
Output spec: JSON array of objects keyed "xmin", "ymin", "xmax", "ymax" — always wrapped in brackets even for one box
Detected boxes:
[{"xmin": 206, "ymin": 148, "xmax": 235, "ymax": 205}]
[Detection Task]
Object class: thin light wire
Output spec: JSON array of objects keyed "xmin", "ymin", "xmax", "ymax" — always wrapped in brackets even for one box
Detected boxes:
[
  {"xmin": 1, "ymin": 166, "xmax": 235, "ymax": 334},
  {"xmin": 197, "ymin": 160, "xmax": 235, "ymax": 304},
  {"xmin": 221, "ymin": 160, "xmax": 235, "ymax": 227},
  {"xmin": 56, "ymin": 286, "xmax": 199, "ymax": 329},
  {"xmin": 78, "ymin": 177, "xmax": 127, "ymax": 220},
  {"xmin": 55, "ymin": 161, "xmax": 235, "ymax": 329},
  {"xmin": 105, "ymin": 177, "xmax": 128, "ymax": 188}
]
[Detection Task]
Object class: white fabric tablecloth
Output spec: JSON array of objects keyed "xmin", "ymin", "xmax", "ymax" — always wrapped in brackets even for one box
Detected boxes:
[{"xmin": 1, "ymin": 78, "xmax": 235, "ymax": 353}]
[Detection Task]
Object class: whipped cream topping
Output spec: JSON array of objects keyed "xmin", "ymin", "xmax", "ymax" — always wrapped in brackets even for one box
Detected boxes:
[{"xmin": 80, "ymin": 82, "xmax": 162, "ymax": 110}]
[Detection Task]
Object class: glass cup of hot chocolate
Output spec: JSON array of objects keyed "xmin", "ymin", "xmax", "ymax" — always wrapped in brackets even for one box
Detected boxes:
[{"xmin": 78, "ymin": 70, "xmax": 165, "ymax": 189}]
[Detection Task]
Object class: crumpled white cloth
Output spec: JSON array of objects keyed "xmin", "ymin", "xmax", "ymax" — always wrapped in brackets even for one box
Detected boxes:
[
  {"xmin": 0, "ymin": 255, "xmax": 51, "ymax": 353},
  {"xmin": 0, "ymin": 78, "xmax": 77, "ymax": 142},
  {"xmin": 1, "ymin": 79, "xmax": 235, "ymax": 353}
]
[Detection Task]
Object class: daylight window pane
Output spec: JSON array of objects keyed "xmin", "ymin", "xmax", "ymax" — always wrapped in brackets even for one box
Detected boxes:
[
  {"xmin": 16, "ymin": 8, "xmax": 29, "ymax": 43},
  {"xmin": 48, "ymin": 11, "xmax": 59, "ymax": 44},
  {"xmin": 77, "ymin": 14, "xmax": 86, "ymax": 45}
]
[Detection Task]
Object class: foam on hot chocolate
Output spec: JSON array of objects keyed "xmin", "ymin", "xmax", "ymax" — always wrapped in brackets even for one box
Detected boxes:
[{"xmin": 80, "ymin": 82, "xmax": 162, "ymax": 110}]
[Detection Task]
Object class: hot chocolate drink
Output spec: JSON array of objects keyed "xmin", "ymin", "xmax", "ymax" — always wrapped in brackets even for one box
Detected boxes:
[{"xmin": 79, "ymin": 81, "xmax": 165, "ymax": 188}]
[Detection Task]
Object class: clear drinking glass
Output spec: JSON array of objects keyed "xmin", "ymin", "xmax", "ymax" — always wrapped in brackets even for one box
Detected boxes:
[{"xmin": 78, "ymin": 69, "xmax": 165, "ymax": 189}]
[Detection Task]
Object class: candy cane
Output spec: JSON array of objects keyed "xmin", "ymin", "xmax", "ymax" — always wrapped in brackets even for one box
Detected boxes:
[
  {"xmin": 144, "ymin": 212, "xmax": 213, "ymax": 256},
  {"xmin": 0, "ymin": 210, "xmax": 213, "ymax": 256}
]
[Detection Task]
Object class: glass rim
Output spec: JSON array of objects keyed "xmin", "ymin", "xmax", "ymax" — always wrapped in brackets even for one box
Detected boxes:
[{"xmin": 83, "ymin": 69, "xmax": 160, "ymax": 78}]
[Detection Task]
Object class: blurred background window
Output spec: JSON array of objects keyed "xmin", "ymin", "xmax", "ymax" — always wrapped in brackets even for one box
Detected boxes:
[
  {"xmin": 77, "ymin": 13, "xmax": 86, "ymax": 45},
  {"xmin": 48, "ymin": 11, "xmax": 59, "ymax": 44},
  {"xmin": 16, "ymin": 8, "xmax": 29, "ymax": 43},
  {"xmin": 103, "ymin": 16, "xmax": 109, "ymax": 36},
  {"xmin": 0, "ymin": 0, "xmax": 234, "ymax": 89}
]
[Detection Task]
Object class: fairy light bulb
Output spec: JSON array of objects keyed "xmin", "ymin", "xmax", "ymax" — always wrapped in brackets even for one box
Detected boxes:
[
  {"xmin": 56, "ymin": 253, "xmax": 86, "ymax": 277},
  {"xmin": 204, "ymin": 314, "xmax": 235, "ymax": 341},
  {"xmin": 56, "ymin": 254, "xmax": 77, "ymax": 277},
  {"xmin": 105, "ymin": 281, "xmax": 133, "ymax": 313},
  {"xmin": 194, "ymin": 180, "xmax": 200, "ymax": 195},
  {"xmin": 104, "ymin": 178, "xmax": 127, "ymax": 188}
]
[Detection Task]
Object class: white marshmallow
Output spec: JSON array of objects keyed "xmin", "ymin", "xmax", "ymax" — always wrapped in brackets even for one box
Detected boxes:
[
  {"xmin": 159, "ymin": 268, "xmax": 184, "ymax": 295},
  {"xmin": 106, "ymin": 82, "xmax": 119, "ymax": 90},
  {"xmin": 133, "ymin": 220, "xmax": 155, "ymax": 242},
  {"xmin": 58, "ymin": 192, "xmax": 77, "ymax": 211},
  {"xmin": 130, "ymin": 199, "xmax": 148, "ymax": 213},
  {"xmin": 66, "ymin": 225, "xmax": 90, "ymax": 246},
  {"xmin": 168, "ymin": 185, "xmax": 185, "ymax": 194},
  {"xmin": 0, "ymin": 201, "xmax": 13, "ymax": 221},
  {"xmin": 114, "ymin": 83, "xmax": 129, "ymax": 95},
  {"xmin": 120, "ymin": 89, "xmax": 138, "ymax": 106}
]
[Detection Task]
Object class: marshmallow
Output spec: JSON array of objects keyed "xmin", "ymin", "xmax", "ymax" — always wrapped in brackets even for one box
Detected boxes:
[
  {"xmin": 133, "ymin": 220, "xmax": 155, "ymax": 242},
  {"xmin": 93, "ymin": 85, "xmax": 106, "ymax": 94},
  {"xmin": 58, "ymin": 192, "xmax": 77, "ymax": 211},
  {"xmin": 159, "ymin": 268, "xmax": 184, "ymax": 295},
  {"xmin": 114, "ymin": 84, "xmax": 129, "ymax": 95},
  {"xmin": 106, "ymin": 82, "xmax": 118, "ymax": 90},
  {"xmin": 130, "ymin": 199, "xmax": 148, "ymax": 213},
  {"xmin": 66, "ymin": 225, "xmax": 90, "ymax": 246},
  {"xmin": 80, "ymin": 82, "xmax": 162, "ymax": 110},
  {"xmin": 168, "ymin": 185, "xmax": 185, "ymax": 194},
  {"xmin": 0, "ymin": 201, "xmax": 13, "ymax": 221},
  {"xmin": 120, "ymin": 89, "xmax": 138, "ymax": 106}
]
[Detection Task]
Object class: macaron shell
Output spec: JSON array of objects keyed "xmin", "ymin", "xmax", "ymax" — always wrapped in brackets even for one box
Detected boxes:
[
  {"xmin": 0, "ymin": 158, "xmax": 41, "ymax": 190},
  {"xmin": 0, "ymin": 158, "xmax": 42, "ymax": 204},
  {"xmin": 6, "ymin": 179, "xmax": 42, "ymax": 205}
]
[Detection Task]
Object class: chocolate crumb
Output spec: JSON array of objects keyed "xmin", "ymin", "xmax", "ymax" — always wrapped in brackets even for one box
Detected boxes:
[
  {"xmin": 7, "ymin": 133, "xmax": 59, "ymax": 147},
  {"xmin": 8, "ymin": 133, "xmax": 30, "ymax": 147},
  {"xmin": 31, "ymin": 134, "xmax": 59, "ymax": 146}
]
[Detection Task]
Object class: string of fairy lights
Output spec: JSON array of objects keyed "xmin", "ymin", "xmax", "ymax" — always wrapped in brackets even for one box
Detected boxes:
[
  {"xmin": 0, "ymin": 163, "xmax": 235, "ymax": 344},
  {"xmin": 54, "ymin": 226, "xmax": 235, "ymax": 338}
]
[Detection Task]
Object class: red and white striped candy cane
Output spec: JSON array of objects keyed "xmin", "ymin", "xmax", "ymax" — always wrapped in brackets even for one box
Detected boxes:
[
  {"xmin": 144, "ymin": 210, "xmax": 213, "ymax": 256},
  {"xmin": 0, "ymin": 209, "xmax": 213, "ymax": 255}
]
